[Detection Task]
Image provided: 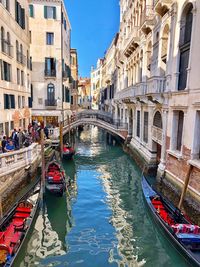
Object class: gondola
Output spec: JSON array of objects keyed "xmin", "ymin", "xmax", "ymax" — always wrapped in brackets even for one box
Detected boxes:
[
  {"xmin": 63, "ymin": 144, "xmax": 75, "ymax": 160},
  {"xmin": 45, "ymin": 160, "xmax": 66, "ymax": 197},
  {"xmin": 142, "ymin": 176, "xmax": 200, "ymax": 266},
  {"xmin": 0, "ymin": 181, "xmax": 41, "ymax": 267}
]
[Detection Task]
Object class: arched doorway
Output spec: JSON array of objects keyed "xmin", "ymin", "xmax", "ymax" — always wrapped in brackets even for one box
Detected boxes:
[
  {"xmin": 128, "ymin": 109, "xmax": 133, "ymax": 136},
  {"xmin": 152, "ymin": 111, "xmax": 163, "ymax": 164}
]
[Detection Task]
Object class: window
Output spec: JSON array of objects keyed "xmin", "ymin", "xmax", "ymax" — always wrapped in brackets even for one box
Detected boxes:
[
  {"xmin": 45, "ymin": 58, "xmax": 56, "ymax": 76},
  {"xmin": 44, "ymin": 6, "xmax": 56, "ymax": 19},
  {"xmin": 17, "ymin": 68, "xmax": 20, "ymax": 84},
  {"xmin": 1, "ymin": 60, "xmax": 11, "ymax": 81},
  {"xmin": 192, "ymin": 111, "xmax": 200, "ymax": 159},
  {"xmin": 1, "ymin": 0, "xmax": 9, "ymax": 11},
  {"xmin": 171, "ymin": 111, "xmax": 184, "ymax": 151},
  {"xmin": 18, "ymin": 95, "xmax": 21, "ymax": 108},
  {"xmin": 29, "ymin": 4, "xmax": 34, "ymax": 17},
  {"xmin": 47, "ymin": 83, "xmax": 55, "ymax": 106},
  {"xmin": 15, "ymin": 1, "xmax": 25, "ymax": 29},
  {"xmin": 65, "ymin": 87, "xmax": 70, "ymax": 102},
  {"xmin": 143, "ymin": 112, "xmax": 148, "ymax": 143},
  {"xmin": 21, "ymin": 70, "xmax": 24, "ymax": 86},
  {"xmin": 22, "ymin": 96, "xmax": 25, "ymax": 108},
  {"xmin": 4, "ymin": 94, "xmax": 15, "ymax": 109},
  {"xmin": 46, "ymin": 32, "xmax": 54, "ymax": 45},
  {"xmin": 153, "ymin": 111, "xmax": 162, "ymax": 128},
  {"xmin": 136, "ymin": 111, "xmax": 140, "ymax": 138},
  {"xmin": 178, "ymin": 4, "xmax": 193, "ymax": 90}
]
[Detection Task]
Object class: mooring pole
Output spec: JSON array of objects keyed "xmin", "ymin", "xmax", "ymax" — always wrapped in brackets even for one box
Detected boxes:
[
  {"xmin": 41, "ymin": 129, "xmax": 45, "ymax": 199},
  {"xmin": 178, "ymin": 164, "xmax": 193, "ymax": 210},
  {"xmin": 60, "ymin": 121, "xmax": 63, "ymax": 158},
  {"xmin": 0, "ymin": 196, "xmax": 3, "ymax": 219}
]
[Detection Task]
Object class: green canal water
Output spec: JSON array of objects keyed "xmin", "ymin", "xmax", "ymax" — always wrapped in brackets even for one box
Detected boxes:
[{"xmin": 15, "ymin": 127, "xmax": 192, "ymax": 267}]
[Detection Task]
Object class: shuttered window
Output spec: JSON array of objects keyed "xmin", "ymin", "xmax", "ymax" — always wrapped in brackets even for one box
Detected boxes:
[
  {"xmin": 44, "ymin": 6, "xmax": 56, "ymax": 19},
  {"xmin": 176, "ymin": 111, "xmax": 184, "ymax": 151},
  {"xmin": 29, "ymin": 4, "xmax": 34, "ymax": 18},
  {"xmin": 143, "ymin": 112, "xmax": 148, "ymax": 143},
  {"xmin": 136, "ymin": 111, "xmax": 140, "ymax": 138}
]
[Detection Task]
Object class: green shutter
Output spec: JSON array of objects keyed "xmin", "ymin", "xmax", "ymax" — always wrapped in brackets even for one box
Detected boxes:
[
  {"xmin": 53, "ymin": 7, "xmax": 56, "ymax": 19},
  {"xmin": 29, "ymin": 5, "xmax": 34, "ymax": 18},
  {"xmin": 44, "ymin": 6, "xmax": 47, "ymax": 19}
]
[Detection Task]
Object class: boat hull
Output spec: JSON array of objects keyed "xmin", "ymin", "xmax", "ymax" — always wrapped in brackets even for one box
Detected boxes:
[{"xmin": 141, "ymin": 176, "xmax": 200, "ymax": 267}]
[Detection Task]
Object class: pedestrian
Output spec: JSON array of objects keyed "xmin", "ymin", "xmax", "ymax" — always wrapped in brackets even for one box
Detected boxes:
[
  {"xmin": 44, "ymin": 126, "xmax": 49, "ymax": 139},
  {"xmin": 5, "ymin": 140, "xmax": 15, "ymax": 152},
  {"xmin": 18, "ymin": 129, "xmax": 23, "ymax": 149},
  {"xmin": 1, "ymin": 136, "xmax": 7, "ymax": 153}
]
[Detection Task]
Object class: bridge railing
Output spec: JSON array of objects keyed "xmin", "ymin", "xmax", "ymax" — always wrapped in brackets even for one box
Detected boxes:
[{"xmin": 68, "ymin": 111, "xmax": 128, "ymax": 130}]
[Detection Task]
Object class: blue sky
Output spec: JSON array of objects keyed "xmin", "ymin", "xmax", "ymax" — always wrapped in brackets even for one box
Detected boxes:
[{"xmin": 64, "ymin": 0, "xmax": 120, "ymax": 78}]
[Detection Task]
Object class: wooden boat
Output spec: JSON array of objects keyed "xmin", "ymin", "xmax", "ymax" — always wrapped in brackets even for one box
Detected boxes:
[
  {"xmin": 45, "ymin": 160, "xmax": 66, "ymax": 197},
  {"xmin": 63, "ymin": 144, "xmax": 75, "ymax": 160},
  {"xmin": 142, "ymin": 176, "xmax": 200, "ymax": 266},
  {"xmin": 0, "ymin": 181, "xmax": 40, "ymax": 267}
]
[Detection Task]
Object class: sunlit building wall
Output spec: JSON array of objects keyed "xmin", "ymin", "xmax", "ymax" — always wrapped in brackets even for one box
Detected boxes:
[
  {"xmin": 29, "ymin": 0, "xmax": 72, "ymax": 126},
  {"xmin": 0, "ymin": 0, "xmax": 31, "ymax": 136},
  {"xmin": 102, "ymin": 0, "xmax": 200, "ymax": 200}
]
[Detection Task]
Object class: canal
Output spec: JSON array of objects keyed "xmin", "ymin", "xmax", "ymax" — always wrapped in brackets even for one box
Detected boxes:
[{"xmin": 15, "ymin": 126, "xmax": 191, "ymax": 267}]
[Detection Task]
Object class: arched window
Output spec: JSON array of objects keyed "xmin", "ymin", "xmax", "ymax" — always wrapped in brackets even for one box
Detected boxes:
[
  {"xmin": 147, "ymin": 41, "xmax": 152, "ymax": 72},
  {"xmin": 153, "ymin": 111, "xmax": 162, "ymax": 129},
  {"xmin": 1, "ymin": 27, "xmax": 5, "ymax": 52},
  {"xmin": 20, "ymin": 44, "xmax": 23, "ymax": 63},
  {"xmin": 16, "ymin": 40, "xmax": 19, "ymax": 61},
  {"xmin": 178, "ymin": 3, "xmax": 193, "ymax": 90},
  {"xmin": 161, "ymin": 24, "xmax": 169, "ymax": 64},
  {"xmin": 47, "ymin": 83, "xmax": 55, "ymax": 105}
]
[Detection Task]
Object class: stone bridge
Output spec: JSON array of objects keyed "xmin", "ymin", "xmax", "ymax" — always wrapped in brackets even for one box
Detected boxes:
[{"xmin": 50, "ymin": 110, "xmax": 129, "ymax": 141}]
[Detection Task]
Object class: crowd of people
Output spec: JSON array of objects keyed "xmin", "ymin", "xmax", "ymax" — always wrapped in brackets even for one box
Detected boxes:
[{"xmin": 0, "ymin": 121, "xmax": 49, "ymax": 154}]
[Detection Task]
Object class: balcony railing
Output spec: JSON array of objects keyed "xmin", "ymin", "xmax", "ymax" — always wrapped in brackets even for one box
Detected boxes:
[
  {"xmin": 141, "ymin": 5, "xmax": 155, "ymax": 27},
  {"xmin": 146, "ymin": 77, "xmax": 166, "ymax": 94},
  {"xmin": 16, "ymin": 51, "xmax": 27, "ymax": 65},
  {"xmin": 123, "ymin": 27, "xmax": 139, "ymax": 50},
  {"xmin": 44, "ymin": 69, "xmax": 56, "ymax": 77},
  {"xmin": 152, "ymin": 125, "xmax": 162, "ymax": 145},
  {"xmin": 45, "ymin": 99, "xmax": 57, "ymax": 107},
  {"xmin": 1, "ymin": 39, "xmax": 13, "ymax": 57}
]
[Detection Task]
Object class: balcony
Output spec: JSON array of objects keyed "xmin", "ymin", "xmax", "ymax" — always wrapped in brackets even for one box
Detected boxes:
[
  {"xmin": 154, "ymin": 0, "xmax": 172, "ymax": 16},
  {"xmin": 44, "ymin": 69, "xmax": 56, "ymax": 77},
  {"xmin": 140, "ymin": 6, "xmax": 155, "ymax": 35},
  {"xmin": 45, "ymin": 99, "xmax": 57, "ymax": 108},
  {"xmin": 16, "ymin": 51, "xmax": 26, "ymax": 66},
  {"xmin": 1, "ymin": 39, "xmax": 13, "ymax": 57},
  {"xmin": 152, "ymin": 125, "xmax": 162, "ymax": 145},
  {"xmin": 124, "ymin": 27, "xmax": 140, "ymax": 58}
]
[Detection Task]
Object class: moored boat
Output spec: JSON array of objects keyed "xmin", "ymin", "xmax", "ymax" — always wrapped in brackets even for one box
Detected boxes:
[
  {"xmin": 142, "ymin": 176, "xmax": 200, "ymax": 266},
  {"xmin": 0, "ymin": 182, "xmax": 40, "ymax": 267},
  {"xmin": 45, "ymin": 160, "xmax": 66, "ymax": 197},
  {"xmin": 63, "ymin": 144, "xmax": 75, "ymax": 160}
]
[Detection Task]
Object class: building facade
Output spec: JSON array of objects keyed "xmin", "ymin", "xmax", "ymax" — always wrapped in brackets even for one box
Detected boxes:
[
  {"xmin": 0, "ymin": 0, "xmax": 31, "ymax": 136},
  {"xmin": 101, "ymin": 0, "xmax": 200, "ymax": 201},
  {"xmin": 70, "ymin": 48, "xmax": 78, "ymax": 111},
  {"xmin": 78, "ymin": 77, "xmax": 91, "ymax": 109},
  {"xmin": 90, "ymin": 59, "xmax": 104, "ymax": 110},
  {"xmin": 29, "ymin": 0, "xmax": 72, "ymax": 126}
]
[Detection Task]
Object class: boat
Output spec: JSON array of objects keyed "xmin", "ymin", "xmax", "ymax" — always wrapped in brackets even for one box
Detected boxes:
[
  {"xmin": 63, "ymin": 144, "xmax": 75, "ymax": 160},
  {"xmin": 142, "ymin": 176, "xmax": 200, "ymax": 266},
  {"xmin": 0, "ymin": 181, "xmax": 40, "ymax": 267},
  {"xmin": 45, "ymin": 160, "xmax": 66, "ymax": 197}
]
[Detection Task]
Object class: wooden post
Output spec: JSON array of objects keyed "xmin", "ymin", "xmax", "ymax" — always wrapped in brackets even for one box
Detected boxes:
[
  {"xmin": 60, "ymin": 121, "xmax": 63, "ymax": 158},
  {"xmin": 68, "ymin": 115, "xmax": 71, "ymax": 144},
  {"xmin": 178, "ymin": 164, "xmax": 193, "ymax": 210},
  {"xmin": 41, "ymin": 129, "xmax": 45, "ymax": 198},
  {"xmin": 0, "ymin": 196, "xmax": 3, "ymax": 219}
]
